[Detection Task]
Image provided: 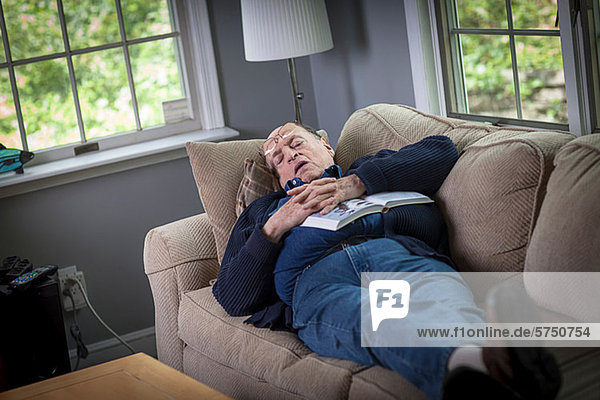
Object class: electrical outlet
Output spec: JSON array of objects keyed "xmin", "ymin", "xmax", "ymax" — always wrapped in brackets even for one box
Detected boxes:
[{"xmin": 58, "ymin": 265, "xmax": 87, "ymax": 312}]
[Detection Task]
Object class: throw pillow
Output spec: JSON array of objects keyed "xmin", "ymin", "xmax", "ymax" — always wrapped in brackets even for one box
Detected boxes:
[{"xmin": 236, "ymin": 158, "xmax": 281, "ymax": 217}]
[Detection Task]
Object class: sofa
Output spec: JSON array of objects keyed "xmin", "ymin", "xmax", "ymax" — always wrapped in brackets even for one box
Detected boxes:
[{"xmin": 143, "ymin": 104, "xmax": 600, "ymax": 399}]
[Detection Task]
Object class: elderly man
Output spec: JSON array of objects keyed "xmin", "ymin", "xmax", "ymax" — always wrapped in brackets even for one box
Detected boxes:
[{"xmin": 213, "ymin": 121, "xmax": 560, "ymax": 400}]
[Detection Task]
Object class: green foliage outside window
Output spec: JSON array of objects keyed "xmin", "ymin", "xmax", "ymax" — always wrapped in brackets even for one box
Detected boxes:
[
  {"xmin": 453, "ymin": 0, "xmax": 567, "ymax": 123},
  {"xmin": 0, "ymin": 0, "xmax": 184, "ymax": 151}
]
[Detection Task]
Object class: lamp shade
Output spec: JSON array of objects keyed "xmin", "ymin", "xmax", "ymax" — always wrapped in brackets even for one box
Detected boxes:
[{"xmin": 241, "ymin": 0, "xmax": 333, "ymax": 62}]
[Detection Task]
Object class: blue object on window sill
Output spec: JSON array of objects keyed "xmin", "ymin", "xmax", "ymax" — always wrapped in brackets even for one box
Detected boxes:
[{"xmin": 0, "ymin": 144, "xmax": 34, "ymax": 175}]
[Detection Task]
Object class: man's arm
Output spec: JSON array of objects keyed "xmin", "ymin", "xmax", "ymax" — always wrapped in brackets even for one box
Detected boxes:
[
  {"xmin": 346, "ymin": 135, "xmax": 459, "ymax": 197},
  {"xmin": 213, "ymin": 181, "xmax": 337, "ymax": 316},
  {"xmin": 287, "ymin": 135, "xmax": 459, "ymax": 215},
  {"xmin": 212, "ymin": 193, "xmax": 284, "ymax": 316}
]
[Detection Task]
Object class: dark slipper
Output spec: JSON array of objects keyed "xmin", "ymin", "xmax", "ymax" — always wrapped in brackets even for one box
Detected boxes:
[
  {"xmin": 443, "ymin": 346, "xmax": 561, "ymax": 400},
  {"xmin": 482, "ymin": 346, "xmax": 561, "ymax": 400},
  {"xmin": 443, "ymin": 366, "xmax": 521, "ymax": 400},
  {"xmin": 472, "ymin": 282, "xmax": 562, "ymax": 399}
]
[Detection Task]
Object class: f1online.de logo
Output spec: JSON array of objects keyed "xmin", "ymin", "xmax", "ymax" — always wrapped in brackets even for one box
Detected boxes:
[{"xmin": 369, "ymin": 280, "xmax": 411, "ymax": 331}]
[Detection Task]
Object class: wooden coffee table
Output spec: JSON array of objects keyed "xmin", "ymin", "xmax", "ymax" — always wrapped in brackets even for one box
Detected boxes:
[{"xmin": 0, "ymin": 352, "xmax": 231, "ymax": 399}]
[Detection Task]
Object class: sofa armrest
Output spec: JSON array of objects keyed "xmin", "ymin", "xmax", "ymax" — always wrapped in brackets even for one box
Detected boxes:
[{"xmin": 143, "ymin": 212, "xmax": 220, "ymax": 371}]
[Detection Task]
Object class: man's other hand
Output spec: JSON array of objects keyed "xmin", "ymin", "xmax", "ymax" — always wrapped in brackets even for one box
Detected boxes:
[
  {"xmin": 262, "ymin": 177, "xmax": 335, "ymax": 243},
  {"xmin": 287, "ymin": 174, "xmax": 366, "ymax": 215},
  {"xmin": 261, "ymin": 175, "xmax": 365, "ymax": 243}
]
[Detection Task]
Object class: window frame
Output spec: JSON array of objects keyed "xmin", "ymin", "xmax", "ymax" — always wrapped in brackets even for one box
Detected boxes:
[
  {"xmin": 404, "ymin": 0, "xmax": 598, "ymax": 136},
  {"xmin": 0, "ymin": 0, "xmax": 224, "ymax": 165},
  {"xmin": 572, "ymin": 0, "xmax": 600, "ymax": 133}
]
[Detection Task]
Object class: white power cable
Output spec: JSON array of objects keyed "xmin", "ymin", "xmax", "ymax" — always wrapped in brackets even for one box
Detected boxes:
[{"xmin": 68, "ymin": 278, "xmax": 136, "ymax": 354}]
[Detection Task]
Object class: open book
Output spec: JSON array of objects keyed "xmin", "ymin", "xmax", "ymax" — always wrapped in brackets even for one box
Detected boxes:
[{"xmin": 300, "ymin": 191, "xmax": 434, "ymax": 231}]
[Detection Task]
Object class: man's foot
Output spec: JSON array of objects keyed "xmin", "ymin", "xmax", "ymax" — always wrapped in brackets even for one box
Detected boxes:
[
  {"xmin": 444, "ymin": 280, "xmax": 562, "ymax": 399},
  {"xmin": 482, "ymin": 346, "xmax": 561, "ymax": 400},
  {"xmin": 443, "ymin": 346, "xmax": 561, "ymax": 400},
  {"xmin": 483, "ymin": 281, "xmax": 562, "ymax": 399},
  {"xmin": 444, "ymin": 367, "xmax": 521, "ymax": 400}
]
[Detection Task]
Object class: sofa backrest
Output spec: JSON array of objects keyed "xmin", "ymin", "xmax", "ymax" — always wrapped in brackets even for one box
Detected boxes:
[{"xmin": 336, "ymin": 104, "xmax": 574, "ymax": 273}]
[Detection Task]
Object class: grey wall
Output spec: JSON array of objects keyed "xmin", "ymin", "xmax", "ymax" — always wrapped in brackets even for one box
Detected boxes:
[
  {"xmin": 0, "ymin": 0, "xmax": 414, "ymax": 355},
  {"xmin": 311, "ymin": 0, "xmax": 415, "ymax": 147}
]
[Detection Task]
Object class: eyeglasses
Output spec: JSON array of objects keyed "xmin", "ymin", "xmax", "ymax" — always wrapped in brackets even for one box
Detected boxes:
[{"xmin": 264, "ymin": 125, "xmax": 298, "ymax": 156}]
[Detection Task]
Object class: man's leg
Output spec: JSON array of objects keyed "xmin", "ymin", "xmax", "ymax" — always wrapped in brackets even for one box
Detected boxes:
[{"xmin": 292, "ymin": 238, "xmax": 481, "ymax": 400}]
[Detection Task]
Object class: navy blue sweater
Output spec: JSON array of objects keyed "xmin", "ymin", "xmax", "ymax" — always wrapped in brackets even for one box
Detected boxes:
[{"xmin": 212, "ymin": 135, "xmax": 459, "ymax": 330}]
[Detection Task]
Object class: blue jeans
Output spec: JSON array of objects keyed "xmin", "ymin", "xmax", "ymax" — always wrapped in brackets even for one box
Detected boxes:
[
  {"xmin": 275, "ymin": 213, "xmax": 385, "ymax": 305},
  {"xmin": 292, "ymin": 238, "xmax": 485, "ymax": 400}
]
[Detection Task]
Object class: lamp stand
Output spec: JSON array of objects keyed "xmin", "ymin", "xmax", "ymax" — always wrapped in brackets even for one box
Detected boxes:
[{"xmin": 287, "ymin": 58, "xmax": 303, "ymax": 123}]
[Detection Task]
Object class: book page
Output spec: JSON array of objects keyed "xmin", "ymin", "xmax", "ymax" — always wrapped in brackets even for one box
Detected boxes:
[
  {"xmin": 300, "ymin": 198, "xmax": 382, "ymax": 230},
  {"xmin": 314, "ymin": 198, "xmax": 379, "ymax": 222},
  {"xmin": 300, "ymin": 192, "xmax": 432, "ymax": 230},
  {"xmin": 363, "ymin": 191, "xmax": 432, "ymax": 206}
]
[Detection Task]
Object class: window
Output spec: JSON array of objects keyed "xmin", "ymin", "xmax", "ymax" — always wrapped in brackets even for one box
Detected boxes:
[
  {"xmin": 0, "ymin": 0, "xmax": 222, "ymax": 164},
  {"xmin": 404, "ymin": 0, "xmax": 599, "ymax": 134},
  {"xmin": 438, "ymin": 0, "xmax": 569, "ymax": 128}
]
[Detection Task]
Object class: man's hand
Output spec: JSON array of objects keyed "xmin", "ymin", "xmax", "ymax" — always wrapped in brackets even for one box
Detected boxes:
[
  {"xmin": 262, "ymin": 174, "xmax": 366, "ymax": 243},
  {"xmin": 288, "ymin": 174, "xmax": 366, "ymax": 215},
  {"xmin": 262, "ymin": 178, "xmax": 335, "ymax": 243}
]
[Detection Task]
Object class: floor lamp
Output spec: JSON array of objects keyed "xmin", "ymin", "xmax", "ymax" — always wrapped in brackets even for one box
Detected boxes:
[{"xmin": 241, "ymin": 0, "xmax": 334, "ymax": 124}]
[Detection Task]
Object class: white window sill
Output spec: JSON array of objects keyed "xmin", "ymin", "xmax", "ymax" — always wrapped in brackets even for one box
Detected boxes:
[{"xmin": 0, "ymin": 127, "xmax": 239, "ymax": 199}]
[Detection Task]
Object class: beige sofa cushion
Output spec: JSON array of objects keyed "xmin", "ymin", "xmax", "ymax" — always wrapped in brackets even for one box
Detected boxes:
[
  {"xmin": 349, "ymin": 367, "xmax": 427, "ymax": 400},
  {"xmin": 335, "ymin": 104, "xmax": 461, "ymax": 171},
  {"xmin": 524, "ymin": 134, "xmax": 600, "ymax": 321},
  {"xmin": 438, "ymin": 131, "xmax": 572, "ymax": 272},
  {"xmin": 337, "ymin": 104, "xmax": 573, "ymax": 272},
  {"xmin": 525, "ymin": 134, "xmax": 600, "ymax": 272},
  {"xmin": 186, "ymin": 139, "xmax": 265, "ymax": 263},
  {"xmin": 179, "ymin": 287, "xmax": 424, "ymax": 399}
]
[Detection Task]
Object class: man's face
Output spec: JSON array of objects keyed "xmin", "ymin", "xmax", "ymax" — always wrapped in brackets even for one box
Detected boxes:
[{"xmin": 264, "ymin": 122, "xmax": 335, "ymax": 187}]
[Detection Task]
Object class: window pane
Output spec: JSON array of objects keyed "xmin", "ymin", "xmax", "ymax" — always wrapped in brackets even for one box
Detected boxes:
[
  {"xmin": 15, "ymin": 59, "xmax": 80, "ymax": 151},
  {"xmin": 73, "ymin": 49, "xmax": 136, "ymax": 139},
  {"xmin": 512, "ymin": 0, "xmax": 558, "ymax": 30},
  {"xmin": 516, "ymin": 36, "xmax": 567, "ymax": 123},
  {"xmin": 121, "ymin": 0, "xmax": 172, "ymax": 40},
  {"xmin": 455, "ymin": 0, "xmax": 507, "ymax": 29},
  {"xmin": 460, "ymin": 34, "xmax": 517, "ymax": 118},
  {"xmin": 0, "ymin": 69, "xmax": 21, "ymax": 148},
  {"xmin": 3, "ymin": 0, "xmax": 64, "ymax": 60},
  {"xmin": 63, "ymin": 0, "xmax": 120, "ymax": 49},
  {"xmin": 129, "ymin": 38, "xmax": 187, "ymax": 128}
]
